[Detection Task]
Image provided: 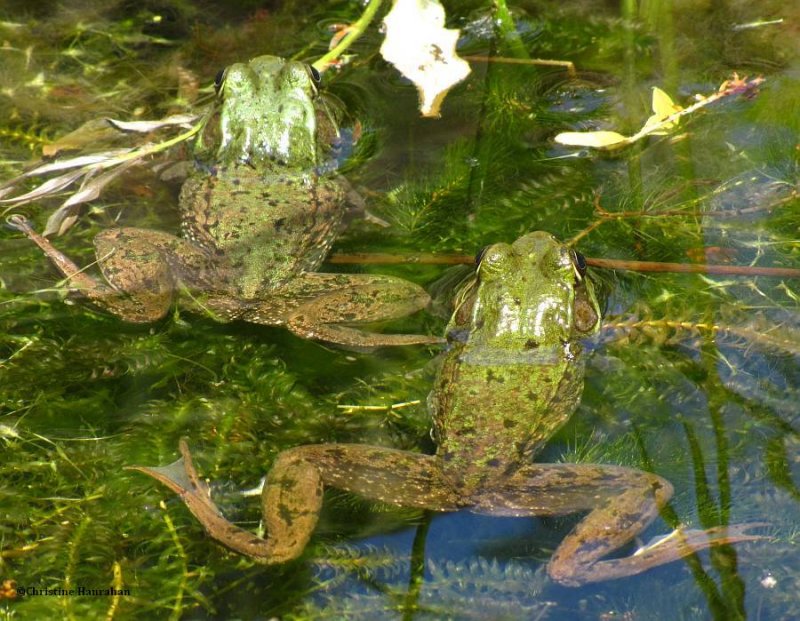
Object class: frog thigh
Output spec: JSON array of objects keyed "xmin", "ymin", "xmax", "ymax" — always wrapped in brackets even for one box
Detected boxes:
[
  {"xmin": 272, "ymin": 443, "xmax": 461, "ymax": 510},
  {"xmin": 92, "ymin": 227, "xmax": 193, "ymax": 322},
  {"xmin": 285, "ymin": 273, "xmax": 444, "ymax": 348},
  {"xmin": 260, "ymin": 444, "xmax": 460, "ymax": 561}
]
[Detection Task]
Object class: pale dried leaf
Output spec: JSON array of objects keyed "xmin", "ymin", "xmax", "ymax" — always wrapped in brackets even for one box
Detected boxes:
[
  {"xmin": 44, "ymin": 206, "xmax": 80, "ymax": 237},
  {"xmin": 0, "ymin": 169, "xmax": 86, "ymax": 206},
  {"xmin": 42, "ymin": 119, "xmax": 126, "ymax": 157},
  {"xmin": 107, "ymin": 114, "xmax": 198, "ymax": 133},
  {"xmin": 554, "ymin": 130, "xmax": 630, "ymax": 149},
  {"xmin": 24, "ymin": 150, "xmax": 132, "ymax": 177},
  {"xmin": 43, "ymin": 159, "xmax": 140, "ymax": 235},
  {"xmin": 380, "ymin": 0, "xmax": 471, "ymax": 117},
  {"xmin": 58, "ymin": 213, "xmax": 80, "ymax": 236},
  {"xmin": 61, "ymin": 159, "xmax": 137, "ymax": 208}
]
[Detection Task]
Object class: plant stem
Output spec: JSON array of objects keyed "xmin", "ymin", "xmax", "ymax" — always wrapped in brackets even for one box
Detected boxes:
[
  {"xmin": 327, "ymin": 252, "xmax": 800, "ymax": 278},
  {"xmin": 493, "ymin": 0, "xmax": 529, "ymax": 58},
  {"xmin": 313, "ymin": 0, "xmax": 385, "ymax": 72}
]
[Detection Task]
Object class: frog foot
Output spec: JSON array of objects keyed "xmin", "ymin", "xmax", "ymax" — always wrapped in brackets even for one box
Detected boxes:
[
  {"xmin": 126, "ymin": 439, "xmax": 224, "ymax": 519},
  {"xmin": 555, "ymin": 521, "xmax": 770, "ymax": 586},
  {"xmin": 632, "ymin": 522, "xmax": 770, "ymax": 564},
  {"xmin": 128, "ymin": 440, "xmax": 310, "ymax": 564}
]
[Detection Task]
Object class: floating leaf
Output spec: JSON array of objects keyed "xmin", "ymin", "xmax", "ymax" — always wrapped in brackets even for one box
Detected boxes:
[
  {"xmin": 48, "ymin": 211, "xmax": 79, "ymax": 237},
  {"xmin": 380, "ymin": 0, "xmax": 471, "ymax": 117},
  {"xmin": 642, "ymin": 87, "xmax": 682, "ymax": 134},
  {"xmin": 554, "ymin": 130, "xmax": 630, "ymax": 149},
  {"xmin": 555, "ymin": 75, "xmax": 764, "ymax": 151},
  {"xmin": 62, "ymin": 159, "xmax": 139, "ymax": 208}
]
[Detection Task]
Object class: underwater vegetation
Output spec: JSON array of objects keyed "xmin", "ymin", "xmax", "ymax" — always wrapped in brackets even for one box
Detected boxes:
[{"xmin": 1, "ymin": 0, "xmax": 799, "ymax": 619}]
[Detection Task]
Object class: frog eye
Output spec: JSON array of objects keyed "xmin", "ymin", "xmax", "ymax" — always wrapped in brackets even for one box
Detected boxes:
[
  {"xmin": 307, "ymin": 65, "xmax": 322, "ymax": 86},
  {"xmin": 571, "ymin": 249, "xmax": 588, "ymax": 278},
  {"xmin": 476, "ymin": 245, "xmax": 509, "ymax": 280},
  {"xmin": 214, "ymin": 68, "xmax": 226, "ymax": 95}
]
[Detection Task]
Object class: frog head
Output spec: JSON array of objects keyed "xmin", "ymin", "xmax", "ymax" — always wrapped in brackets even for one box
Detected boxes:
[
  {"xmin": 215, "ymin": 55, "xmax": 324, "ymax": 169},
  {"xmin": 451, "ymin": 231, "xmax": 601, "ymax": 350}
]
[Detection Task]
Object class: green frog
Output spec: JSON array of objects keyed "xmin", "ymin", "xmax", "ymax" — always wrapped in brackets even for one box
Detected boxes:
[
  {"xmin": 129, "ymin": 231, "xmax": 763, "ymax": 585},
  {"xmin": 8, "ymin": 56, "xmax": 440, "ymax": 348}
]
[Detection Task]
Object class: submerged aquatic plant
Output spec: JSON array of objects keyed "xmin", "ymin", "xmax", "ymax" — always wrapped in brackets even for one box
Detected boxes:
[{"xmin": 1, "ymin": 0, "xmax": 799, "ymax": 619}]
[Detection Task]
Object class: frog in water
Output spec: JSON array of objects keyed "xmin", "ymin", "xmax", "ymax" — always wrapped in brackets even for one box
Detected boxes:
[
  {"xmin": 8, "ymin": 56, "xmax": 440, "ymax": 348},
  {"xmin": 129, "ymin": 231, "xmax": 762, "ymax": 585}
]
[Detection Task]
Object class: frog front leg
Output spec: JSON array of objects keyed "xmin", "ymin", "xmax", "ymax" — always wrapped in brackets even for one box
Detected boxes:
[
  {"xmin": 284, "ymin": 273, "xmax": 445, "ymax": 348},
  {"xmin": 129, "ymin": 440, "xmax": 460, "ymax": 563},
  {"xmin": 472, "ymin": 463, "xmax": 765, "ymax": 586},
  {"xmin": 9, "ymin": 216, "xmax": 206, "ymax": 322}
]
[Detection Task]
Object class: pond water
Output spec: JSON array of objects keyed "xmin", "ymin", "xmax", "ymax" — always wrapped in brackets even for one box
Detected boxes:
[{"xmin": 1, "ymin": 1, "xmax": 798, "ymax": 619}]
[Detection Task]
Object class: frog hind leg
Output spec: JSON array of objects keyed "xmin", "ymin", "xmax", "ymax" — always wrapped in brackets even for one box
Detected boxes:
[
  {"xmin": 8, "ymin": 214, "xmax": 120, "ymax": 303},
  {"xmin": 285, "ymin": 273, "xmax": 445, "ymax": 348},
  {"xmin": 9, "ymin": 216, "xmax": 189, "ymax": 322},
  {"xmin": 92, "ymin": 227, "xmax": 202, "ymax": 322},
  {"xmin": 471, "ymin": 463, "xmax": 766, "ymax": 586},
  {"xmin": 128, "ymin": 439, "xmax": 316, "ymax": 563},
  {"xmin": 129, "ymin": 442, "xmax": 459, "ymax": 564}
]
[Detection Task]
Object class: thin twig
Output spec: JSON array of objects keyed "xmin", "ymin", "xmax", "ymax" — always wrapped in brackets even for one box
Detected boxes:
[
  {"xmin": 462, "ymin": 55, "xmax": 576, "ymax": 78},
  {"xmin": 327, "ymin": 252, "xmax": 800, "ymax": 278}
]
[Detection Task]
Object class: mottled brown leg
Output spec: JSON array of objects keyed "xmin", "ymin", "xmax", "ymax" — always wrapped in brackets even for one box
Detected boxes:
[
  {"xmin": 471, "ymin": 463, "xmax": 765, "ymax": 586},
  {"xmin": 9, "ymin": 216, "xmax": 195, "ymax": 322},
  {"xmin": 285, "ymin": 274, "xmax": 444, "ymax": 348},
  {"xmin": 129, "ymin": 441, "xmax": 459, "ymax": 564},
  {"xmin": 91, "ymin": 228, "xmax": 185, "ymax": 322}
]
